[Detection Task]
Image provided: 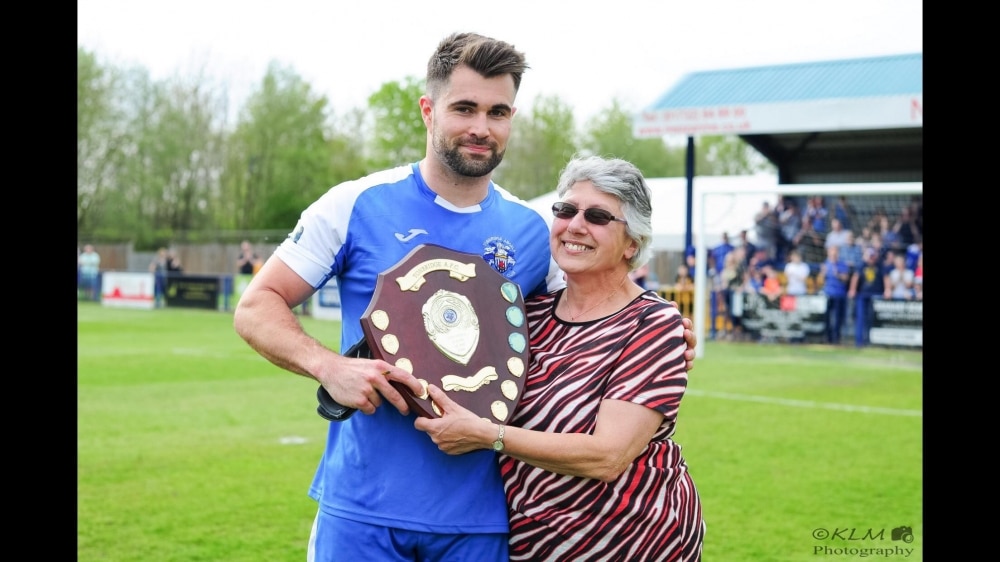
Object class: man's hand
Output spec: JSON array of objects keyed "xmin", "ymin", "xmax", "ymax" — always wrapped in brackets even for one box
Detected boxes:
[
  {"xmin": 319, "ymin": 357, "xmax": 425, "ymax": 417},
  {"xmin": 669, "ymin": 301, "xmax": 697, "ymax": 372}
]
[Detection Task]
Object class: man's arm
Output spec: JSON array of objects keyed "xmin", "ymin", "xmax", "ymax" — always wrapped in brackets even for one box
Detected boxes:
[
  {"xmin": 233, "ymin": 257, "xmax": 424, "ymax": 416},
  {"xmin": 847, "ymin": 272, "xmax": 859, "ymax": 297}
]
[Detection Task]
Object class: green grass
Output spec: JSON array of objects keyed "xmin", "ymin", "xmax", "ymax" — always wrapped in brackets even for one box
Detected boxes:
[
  {"xmin": 78, "ymin": 302, "xmax": 922, "ymax": 561},
  {"xmin": 677, "ymin": 343, "xmax": 922, "ymax": 561}
]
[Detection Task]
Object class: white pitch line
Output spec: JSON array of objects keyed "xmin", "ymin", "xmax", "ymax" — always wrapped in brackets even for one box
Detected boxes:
[{"xmin": 686, "ymin": 389, "xmax": 922, "ymax": 417}]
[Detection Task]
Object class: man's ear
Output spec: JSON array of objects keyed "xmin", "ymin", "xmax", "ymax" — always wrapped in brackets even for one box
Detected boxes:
[{"xmin": 419, "ymin": 96, "xmax": 433, "ymax": 127}]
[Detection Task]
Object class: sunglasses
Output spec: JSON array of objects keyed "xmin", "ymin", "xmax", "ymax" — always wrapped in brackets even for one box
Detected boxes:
[{"xmin": 551, "ymin": 202, "xmax": 627, "ymax": 226}]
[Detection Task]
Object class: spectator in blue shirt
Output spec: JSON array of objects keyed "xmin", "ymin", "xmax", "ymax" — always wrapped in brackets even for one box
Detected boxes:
[
  {"xmin": 805, "ymin": 195, "xmax": 829, "ymax": 235},
  {"xmin": 819, "ymin": 245, "xmax": 851, "ymax": 345},
  {"xmin": 711, "ymin": 232, "xmax": 734, "ymax": 274},
  {"xmin": 777, "ymin": 197, "xmax": 802, "ymax": 264},
  {"xmin": 840, "ymin": 230, "xmax": 864, "ymax": 272},
  {"xmin": 833, "ymin": 196, "xmax": 857, "ymax": 232}
]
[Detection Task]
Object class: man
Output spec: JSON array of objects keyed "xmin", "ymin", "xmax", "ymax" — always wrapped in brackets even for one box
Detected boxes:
[
  {"xmin": 235, "ymin": 240, "xmax": 261, "ymax": 275},
  {"xmin": 819, "ymin": 244, "xmax": 851, "ymax": 345},
  {"xmin": 234, "ymin": 32, "xmax": 696, "ymax": 562},
  {"xmin": 710, "ymin": 232, "xmax": 734, "ymax": 273},
  {"xmin": 847, "ymin": 248, "xmax": 885, "ymax": 347},
  {"xmin": 710, "ymin": 232, "xmax": 735, "ymax": 338},
  {"xmin": 78, "ymin": 244, "xmax": 101, "ymax": 301},
  {"xmin": 737, "ymin": 229, "xmax": 757, "ymax": 266}
]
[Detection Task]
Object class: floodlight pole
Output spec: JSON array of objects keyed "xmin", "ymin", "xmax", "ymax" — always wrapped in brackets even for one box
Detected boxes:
[
  {"xmin": 685, "ymin": 136, "xmax": 707, "ymax": 359},
  {"xmin": 685, "ymin": 136, "xmax": 694, "ymax": 254}
]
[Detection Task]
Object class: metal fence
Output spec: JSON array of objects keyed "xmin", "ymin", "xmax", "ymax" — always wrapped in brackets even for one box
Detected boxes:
[{"xmin": 77, "ymin": 241, "xmax": 280, "ymax": 276}]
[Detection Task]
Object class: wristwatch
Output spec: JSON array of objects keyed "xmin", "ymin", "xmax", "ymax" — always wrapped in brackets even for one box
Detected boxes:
[{"xmin": 492, "ymin": 424, "xmax": 506, "ymax": 452}]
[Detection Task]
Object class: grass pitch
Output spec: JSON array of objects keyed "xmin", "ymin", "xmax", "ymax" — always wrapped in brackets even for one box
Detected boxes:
[{"xmin": 78, "ymin": 302, "xmax": 922, "ymax": 561}]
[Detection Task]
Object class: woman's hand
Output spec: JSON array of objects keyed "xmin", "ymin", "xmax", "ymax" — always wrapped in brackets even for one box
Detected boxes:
[{"xmin": 414, "ymin": 385, "xmax": 495, "ymax": 455}]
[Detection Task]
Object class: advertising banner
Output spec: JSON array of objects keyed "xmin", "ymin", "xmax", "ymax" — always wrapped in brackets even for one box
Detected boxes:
[
  {"xmin": 869, "ymin": 299, "xmax": 922, "ymax": 347},
  {"xmin": 739, "ymin": 292, "xmax": 827, "ymax": 342},
  {"xmin": 101, "ymin": 272, "xmax": 156, "ymax": 309},
  {"xmin": 165, "ymin": 275, "xmax": 222, "ymax": 310},
  {"xmin": 311, "ymin": 279, "xmax": 342, "ymax": 321}
]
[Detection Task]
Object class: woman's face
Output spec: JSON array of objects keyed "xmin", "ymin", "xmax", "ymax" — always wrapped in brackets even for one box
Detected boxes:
[{"xmin": 550, "ymin": 180, "xmax": 634, "ymax": 277}]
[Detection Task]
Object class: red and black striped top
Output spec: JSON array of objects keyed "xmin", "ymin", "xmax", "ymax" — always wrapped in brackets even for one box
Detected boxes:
[{"xmin": 502, "ymin": 290, "xmax": 705, "ymax": 561}]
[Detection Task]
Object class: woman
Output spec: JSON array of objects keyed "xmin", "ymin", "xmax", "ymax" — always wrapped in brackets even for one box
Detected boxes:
[{"xmin": 416, "ymin": 155, "xmax": 705, "ymax": 561}]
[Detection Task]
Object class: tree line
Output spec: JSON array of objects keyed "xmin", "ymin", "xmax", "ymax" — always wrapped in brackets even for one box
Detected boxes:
[{"xmin": 78, "ymin": 46, "xmax": 772, "ymax": 249}]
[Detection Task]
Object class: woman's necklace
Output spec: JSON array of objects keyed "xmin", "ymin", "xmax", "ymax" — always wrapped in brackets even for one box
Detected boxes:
[{"xmin": 567, "ymin": 275, "xmax": 629, "ymax": 321}]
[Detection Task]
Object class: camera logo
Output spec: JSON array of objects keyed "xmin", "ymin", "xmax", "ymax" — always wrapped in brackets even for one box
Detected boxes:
[{"xmin": 891, "ymin": 526, "xmax": 913, "ymax": 543}]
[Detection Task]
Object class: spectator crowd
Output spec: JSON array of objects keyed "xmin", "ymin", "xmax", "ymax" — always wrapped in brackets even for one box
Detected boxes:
[{"xmin": 700, "ymin": 194, "xmax": 922, "ymax": 346}]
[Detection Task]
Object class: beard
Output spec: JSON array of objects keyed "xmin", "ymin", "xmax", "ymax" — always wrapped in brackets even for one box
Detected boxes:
[{"xmin": 432, "ymin": 129, "xmax": 505, "ymax": 178}]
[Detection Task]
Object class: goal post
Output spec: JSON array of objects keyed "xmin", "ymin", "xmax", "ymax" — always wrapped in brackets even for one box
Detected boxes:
[{"xmin": 692, "ymin": 181, "xmax": 923, "ymax": 357}]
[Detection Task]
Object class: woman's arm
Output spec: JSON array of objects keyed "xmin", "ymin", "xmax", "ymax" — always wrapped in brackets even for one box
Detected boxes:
[{"xmin": 415, "ymin": 385, "xmax": 662, "ymax": 482}]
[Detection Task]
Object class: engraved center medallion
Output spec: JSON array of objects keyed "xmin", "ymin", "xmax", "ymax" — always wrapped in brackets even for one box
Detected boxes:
[{"xmin": 422, "ymin": 289, "xmax": 479, "ymax": 365}]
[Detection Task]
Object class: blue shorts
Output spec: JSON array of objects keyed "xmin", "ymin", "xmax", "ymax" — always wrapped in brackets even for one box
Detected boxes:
[{"xmin": 308, "ymin": 508, "xmax": 507, "ymax": 562}]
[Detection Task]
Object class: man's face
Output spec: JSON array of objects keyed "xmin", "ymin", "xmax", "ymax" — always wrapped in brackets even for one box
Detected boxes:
[{"xmin": 426, "ymin": 66, "xmax": 516, "ymax": 178}]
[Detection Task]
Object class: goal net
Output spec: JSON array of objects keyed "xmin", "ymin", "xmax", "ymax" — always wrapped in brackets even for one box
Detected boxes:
[{"xmin": 692, "ymin": 181, "xmax": 923, "ymax": 356}]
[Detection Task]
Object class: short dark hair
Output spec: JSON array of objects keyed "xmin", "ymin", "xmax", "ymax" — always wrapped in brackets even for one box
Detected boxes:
[{"xmin": 426, "ymin": 32, "xmax": 528, "ymax": 98}]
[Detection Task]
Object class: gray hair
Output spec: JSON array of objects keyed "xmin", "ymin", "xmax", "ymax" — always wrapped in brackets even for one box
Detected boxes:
[
  {"xmin": 426, "ymin": 32, "xmax": 529, "ymax": 99},
  {"xmin": 555, "ymin": 155, "xmax": 654, "ymax": 271}
]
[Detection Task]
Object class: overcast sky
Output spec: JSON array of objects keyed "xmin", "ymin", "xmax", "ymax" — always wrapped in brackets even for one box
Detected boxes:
[{"xmin": 77, "ymin": 0, "xmax": 923, "ymax": 122}]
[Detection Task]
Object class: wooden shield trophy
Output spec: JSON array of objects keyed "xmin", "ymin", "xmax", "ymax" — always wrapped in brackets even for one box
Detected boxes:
[{"xmin": 358, "ymin": 244, "xmax": 529, "ymax": 421}]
